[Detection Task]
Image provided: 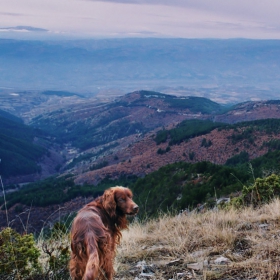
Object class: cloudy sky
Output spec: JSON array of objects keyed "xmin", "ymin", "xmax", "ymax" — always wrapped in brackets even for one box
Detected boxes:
[{"xmin": 1, "ymin": 0, "xmax": 280, "ymax": 39}]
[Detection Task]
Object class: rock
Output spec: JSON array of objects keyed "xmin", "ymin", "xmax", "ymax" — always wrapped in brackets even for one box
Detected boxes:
[
  {"xmin": 176, "ymin": 272, "xmax": 187, "ymax": 277},
  {"xmin": 216, "ymin": 197, "xmax": 230, "ymax": 204},
  {"xmin": 187, "ymin": 262, "xmax": 204, "ymax": 270},
  {"xmin": 190, "ymin": 249, "xmax": 209, "ymax": 258},
  {"xmin": 134, "ymin": 261, "xmax": 155, "ymax": 278},
  {"xmin": 259, "ymin": 223, "xmax": 269, "ymax": 229},
  {"xmin": 128, "ymin": 261, "xmax": 155, "ymax": 277},
  {"xmin": 214, "ymin": 256, "xmax": 230, "ymax": 264},
  {"xmin": 139, "ymin": 272, "xmax": 155, "ymax": 279}
]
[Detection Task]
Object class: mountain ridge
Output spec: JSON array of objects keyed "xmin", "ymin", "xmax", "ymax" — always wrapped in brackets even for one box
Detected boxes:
[
  {"xmin": 27, "ymin": 91, "xmax": 280, "ymax": 185},
  {"xmin": 1, "ymin": 90, "xmax": 280, "ymax": 185}
]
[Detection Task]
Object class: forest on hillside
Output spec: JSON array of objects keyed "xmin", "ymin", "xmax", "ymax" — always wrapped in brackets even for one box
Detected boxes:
[
  {"xmin": 3, "ymin": 146, "xmax": 280, "ymax": 216},
  {"xmin": 0, "ymin": 115, "xmax": 46, "ymax": 178}
]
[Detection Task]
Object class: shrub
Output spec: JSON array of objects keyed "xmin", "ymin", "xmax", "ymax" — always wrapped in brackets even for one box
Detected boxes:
[
  {"xmin": 242, "ymin": 174, "xmax": 280, "ymax": 207},
  {"xmin": 157, "ymin": 146, "xmax": 171, "ymax": 155},
  {"xmin": 227, "ymin": 174, "xmax": 280, "ymax": 209},
  {"xmin": 0, "ymin": 227, "xmax": 41, "ymax": 279},
  {"xmin": 201, "ymin": 138, "xmax": 212, "ymax": 148},
  {"xmin": 189, "ymin": 152, "xmax": 195, "ymax": 160},
  {"xmin": 40, "ymin": 223, "xmax": 71, "ymax": 279},
  {"xmin": 89, "ymin": 161, "xmax": 108, "ymax": 171}
]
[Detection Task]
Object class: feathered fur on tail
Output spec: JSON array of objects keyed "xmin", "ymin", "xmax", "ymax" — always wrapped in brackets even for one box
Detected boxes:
[
  {"xmin": 83, "ymin": 232, "xmax": 100, "ymax": 280},
  {"xmin": 70, "ymin": 231, "xmax": 100, "ymax": 280}
]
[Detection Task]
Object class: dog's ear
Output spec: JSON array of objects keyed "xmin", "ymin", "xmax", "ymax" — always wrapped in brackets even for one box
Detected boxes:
[{"xmin": 103, "ymin": 188, "xmax": 117, "ymax": 218}]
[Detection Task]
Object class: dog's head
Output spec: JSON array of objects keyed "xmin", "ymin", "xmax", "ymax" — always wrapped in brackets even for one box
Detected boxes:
[{"xmin": 103, "ymin": 186, "xmax": 139, "ymax": 218}]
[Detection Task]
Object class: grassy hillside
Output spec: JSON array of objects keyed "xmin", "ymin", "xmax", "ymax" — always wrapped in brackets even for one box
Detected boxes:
[
  {"xmin": 2, "ymin": 194, "xmax": 280, "ymax": 279},
  {"xmin": 0, "ymin": 114, "xmax": 46, "ymax": 178},
  {"xmin": 115, "ymin": 199, "xmax": 280, "ymax": 279},
  {"xmin": 1, "ymin": 162, "xmax": 280, "ymax": 279}
]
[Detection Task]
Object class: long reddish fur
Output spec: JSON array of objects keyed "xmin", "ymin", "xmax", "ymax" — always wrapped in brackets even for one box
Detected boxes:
[{"xmin": 69, "ymin": 186, "xmax": 138, "ymax": 280}]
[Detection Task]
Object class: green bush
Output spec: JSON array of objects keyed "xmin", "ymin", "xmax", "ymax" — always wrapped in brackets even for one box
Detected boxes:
[
  {"xmin": 41, "ymin": 230, "xmax": 70, "ymax": 279},
  {"xmin": 201, "ymin": 138, "xmax": 212, "ymax": 148},
  {"xmin": 0, "ymin": 227, "xmax": 41, "ymax": 279},
  {"xmin": 227, "ymin": 173, "xmax": 280, "ymax": 209},
  {"xmin": 157, "ymin": 146, "xmax": 171, "ymax": 155},
  {"xmin": 242, "ymin": 174, "xmax": 280, "ymax": 207}
]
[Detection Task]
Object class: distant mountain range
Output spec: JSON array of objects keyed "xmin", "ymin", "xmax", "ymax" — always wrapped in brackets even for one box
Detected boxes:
[
  {"xmin": 45, "ymin": 91, "xmax": 279, "ymax": 185},
  {"xmin": 1, "ymin": 38, "xmax": 280, "ymax": 102},
  {"xmin": 1, "ymin": 90, "xmax": 280, "ymax": 185}
]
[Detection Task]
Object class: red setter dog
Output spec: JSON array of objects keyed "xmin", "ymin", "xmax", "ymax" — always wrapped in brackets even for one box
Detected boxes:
[{"xmin": 69, "ymin": 186, "xmax": 139, "ymax": 280}]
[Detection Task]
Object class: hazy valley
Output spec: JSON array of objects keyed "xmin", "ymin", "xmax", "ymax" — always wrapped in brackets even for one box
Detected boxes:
[{"xmin": 1, "ymin": 38, "xmax": 280, "ymax": 104}]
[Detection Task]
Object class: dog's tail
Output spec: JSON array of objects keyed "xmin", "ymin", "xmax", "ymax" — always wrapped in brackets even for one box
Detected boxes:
[{"xmin": 83, "ymin": 231, "xmax": 100, "ymax": 280}]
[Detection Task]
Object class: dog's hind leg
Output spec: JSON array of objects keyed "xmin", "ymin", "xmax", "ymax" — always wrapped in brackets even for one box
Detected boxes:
[{"xmin": 83, "ymin": 232, "xmax": 100, "ymax": 280}]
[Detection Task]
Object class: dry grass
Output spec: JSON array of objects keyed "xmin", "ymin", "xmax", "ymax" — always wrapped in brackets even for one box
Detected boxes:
[{"xmin": 115, "ymin": 199, "xmax": 280, "ymax": 279}]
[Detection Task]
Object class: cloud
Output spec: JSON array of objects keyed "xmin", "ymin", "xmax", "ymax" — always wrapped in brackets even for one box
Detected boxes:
[
  {"xmin": 0, "ymin": 12, "xmax": 23, "ymax": 16},
  {"xmin": 0, "ymin": 26, "xmax": 49, "ymax": 32},
  {"xmin": 81, "ymin": 0, "xmax": 182, "ymax": 5},
  {"xmin": 1, "ymin": 0, "xmax": 280, "ymax": 39}
]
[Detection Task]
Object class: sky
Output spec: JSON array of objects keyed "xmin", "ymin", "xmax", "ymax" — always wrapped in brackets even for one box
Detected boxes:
[{"xmin": 1, "ymin": 0, "xmax": 280, "ymax": 39}]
